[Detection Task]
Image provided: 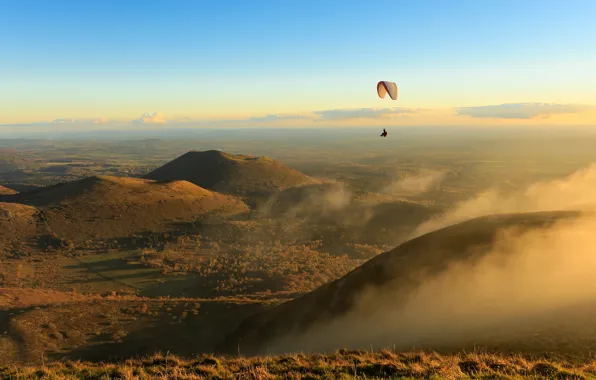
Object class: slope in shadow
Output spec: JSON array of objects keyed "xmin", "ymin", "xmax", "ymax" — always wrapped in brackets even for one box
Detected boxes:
[
  {"xmin": 6, "ymin": 300, "xmax": 267, "ymax": 364},
  {"xmin": 220, "ymin": 210, "xmax": 585, "ymax": 355}
]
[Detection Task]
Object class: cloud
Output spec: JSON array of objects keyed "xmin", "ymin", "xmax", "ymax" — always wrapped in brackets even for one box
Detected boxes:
[
  {"xmin": 131, "ymin": 112, "xmax": 166, "ymax": 124},
  {"xmin": 413, "ymin": 162, "xmax": 596, "ymax": 237},
  {"xmin": 51, "ymin": 118, "xmax": 77, "ymax": 124},
  {"xmin": 380, "ymin": 170, "xmax": 447, "ymax": 196},
  {"xmin": 313, "ymin": 107, "xmax": 415, "ymax": 121},
  {"xmin": 455, "ymin": 103, "xmax": 594, "ymax": 119},
  {"xmin": 247, "ymin": 114, "xmax": 312, "ymax": 123},
  {"xmin": 51, "ymin": 118, "xmax": 108, "ymax": 124},
  {"xmin": 268, "ymin": 212, "xmax": 596, "ymax": 354},
  {"xmin": 210, "ymin": 108, "xmax": 417, "ymax": 125},
  {"xmin": 0, "ymin": 118, "xmax": 112, "ymax": 128},
  {"xmin": 3, "ymin": 101, "xmax": 594, "ymax": 130}
]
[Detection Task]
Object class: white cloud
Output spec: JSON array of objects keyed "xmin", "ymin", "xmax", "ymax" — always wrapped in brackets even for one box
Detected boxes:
[
  {"xmin": 51, "ymin": 117, "xmax": 109, "ymax": 124},
  {"xmin": 131, "ymin": 112, "xmax": 166, "ymax": 124},
  {"xmin": 313, "ymin": 107, "xmax": 415, "ymax": 121},
  {"xmin": 413, "ymin": 162, "xmax": 596, "ymax": 237},
  {"xmin": 455, "ymin": 103, "xmax": 594, "ymax": 119},
  {"xmin": 247, "ymin": 113, "xmax": 312, "ymax": 122}
]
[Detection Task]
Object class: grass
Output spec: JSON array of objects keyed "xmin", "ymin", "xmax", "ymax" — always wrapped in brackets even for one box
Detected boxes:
[
  {"xmin": 3, "ymin": 349, "xmax": 596, "ymax": 379},
  {"xmin": 0, "ymin": 291, "xmax": 273, "ymax": 366},
  {"xmin": 138, "ymin": 240, "xmax": 365, "ymax": 296},
  {"xmin": 0, "ymin": 240, "xmax": 367, "ymax": 299}
]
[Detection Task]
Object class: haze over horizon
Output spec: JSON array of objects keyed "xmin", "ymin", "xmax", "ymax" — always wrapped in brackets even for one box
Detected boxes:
[{"xmin": 2, "ymin": 0, "xmax": 595, "ymax": 135}]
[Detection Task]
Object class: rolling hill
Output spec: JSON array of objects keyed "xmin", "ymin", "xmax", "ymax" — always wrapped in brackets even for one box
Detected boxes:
[
  {"xmin": 0, "ymin": 185, "xmax": 16, "ymax": 195},
  {"xmin": 221, "ymin": 210, "xmax": 588, "ymax": 355},
  {"xmin": 0, "ymin": 183, "xmax": 42, "ymax": 193},
  {"xmin": 3, "ymin": 175, "xmax": 249, "ymax": 242},
  {"xmin": 143, "ymin": 150, "xmax": 320, "ymax": 198}
]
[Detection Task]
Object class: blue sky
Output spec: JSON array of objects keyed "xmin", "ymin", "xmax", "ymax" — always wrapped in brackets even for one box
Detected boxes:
[{"xmin": 1, "ymin": 0, "xmax": 595, "ymax": 128}]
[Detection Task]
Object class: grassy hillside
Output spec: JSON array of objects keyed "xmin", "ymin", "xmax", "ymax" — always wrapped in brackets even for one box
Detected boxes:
[
  {"xmin": 223, "ymin": 210, "xmax": 586, "ymax": 355},
  {"xmin": 3, "ymin": 175, "xmax": 249, "ymax": 243},
  {"xmin": 144, "ymin": 150, "xmax": 320, "ymax": 198},
  {"xmin": 0, "ymin": 288, "xmax": 273, "ymax": 366},
  {"xmin": 0, "ymin": 185, "xmax": 16, "ymax": 195},
  {"xmin": 0, "ymin": 183, "xmax": 42, "ymax": 193}
]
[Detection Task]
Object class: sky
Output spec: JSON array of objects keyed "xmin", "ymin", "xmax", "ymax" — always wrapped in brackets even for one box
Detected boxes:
[{"xmin": 1, "ymin": 0, "xmax": 596, "ymax": 131}]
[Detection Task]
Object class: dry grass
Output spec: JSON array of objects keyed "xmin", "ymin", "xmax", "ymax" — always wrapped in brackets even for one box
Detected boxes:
[
  {"xmin": 0, "ymin": 288, "xmax": 272, "ymax": 309},
  {"xmin": 3, "ymin": 349, "xmax": 596, "ymax": 379},
  {"xmin": 0, "ymin": 287, "xmax": 276, "ymax": 366}
]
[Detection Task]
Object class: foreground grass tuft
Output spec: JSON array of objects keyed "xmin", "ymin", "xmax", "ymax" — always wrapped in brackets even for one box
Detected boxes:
[{"xmin": 3, "ymin": 349, "xmax": 596, "ymax": 379}]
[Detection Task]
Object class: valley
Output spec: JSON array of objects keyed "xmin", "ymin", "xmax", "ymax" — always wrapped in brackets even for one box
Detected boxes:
[{"xmin": 1, "ymin": 129, "xmax": 596, "ymax": 378}]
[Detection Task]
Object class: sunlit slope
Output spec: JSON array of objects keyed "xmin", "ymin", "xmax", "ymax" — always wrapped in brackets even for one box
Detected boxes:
[
  {"xmin": 4, "ymin": 175, "xmax": 249, "ymax": 241},
  {"xmin": 144, "ymin": 150, "xmax": 320, "ymax": 197},
  {"xmin": 0, "ymin": 186, "xmax": 16, "ymax": 195}
]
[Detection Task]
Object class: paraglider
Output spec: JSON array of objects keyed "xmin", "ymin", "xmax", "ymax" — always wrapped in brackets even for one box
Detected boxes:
[
  {"xmin": 377, "ymin": 81, "xmax": 396, "ymax": 137},
  {"xmin": 377, "ymin": 81, "xmax": 397, "ymax": 137},
  {"xmin": 377, "ymin": 81, "xmax": 398, "ymax": 100}
]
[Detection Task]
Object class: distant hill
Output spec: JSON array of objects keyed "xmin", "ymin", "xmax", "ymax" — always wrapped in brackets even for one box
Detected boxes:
[
  {"xmin": 0, "ymin": 202, "xmax": 39, "ymax": 253},
  {"xmin": 0, "ymin": 183, "xmax": 42, "ymax": 193},
  {"xmin": 259, "ymin": 182, "xmax": 438, "ymax": 245},
  {"xmin": 4, "ymin": 175, "xmax": 249, "ymax": 241},
  {"xmin": 221, "ymin": 210, "xmax": 585, "ymax": 355},
  {"xmin": 0, "ymin": 185, "xmax": 16, "ymax": 195},
  {"xmin": 143, "ymin": 150, "xmax": 319, "ymax": 198},
  {"xmin": 259, "ymin": 182, "xmax": 348, "ymax": 215}
]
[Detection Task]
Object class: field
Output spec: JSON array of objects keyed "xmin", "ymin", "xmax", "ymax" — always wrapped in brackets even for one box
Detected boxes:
[{"xmin": 2, "ymin": 127, "xmax": 596, "ymax": 377}]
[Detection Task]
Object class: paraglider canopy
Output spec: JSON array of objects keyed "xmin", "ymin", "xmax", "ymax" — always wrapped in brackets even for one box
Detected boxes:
[{"xmin": 377, "ymin": 81, "xmax": 398, "ymax": 100}]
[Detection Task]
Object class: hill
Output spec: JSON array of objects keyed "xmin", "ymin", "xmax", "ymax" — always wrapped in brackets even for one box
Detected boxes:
[
  {"xmin": 0, "ymin": 183, "xmax": 41, "ymax": 193},
  {"xmin": 143, "ymin": 150, "xmax": 320, "ymax": 198},
  {"xmin": 0, "ymin": 288, "xmax": 271, "ymax": 366},
  {"xmin": 3, "ymin": 291, "xmax": 596, "ymax": 376},
  {"xmin": 222, "ymin": 210, "xmax": 588, "ymax": 355},
  {"xmin": 0, "ymin": 186, "xmax": 16, "ymax": 195},
  {"xmin": 259, "ymin": 182, "xmax": 437, "ymax": 246},
  {"xmin": 4, "ymin": 175, "xmax": 249, "ymax": 242}
]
